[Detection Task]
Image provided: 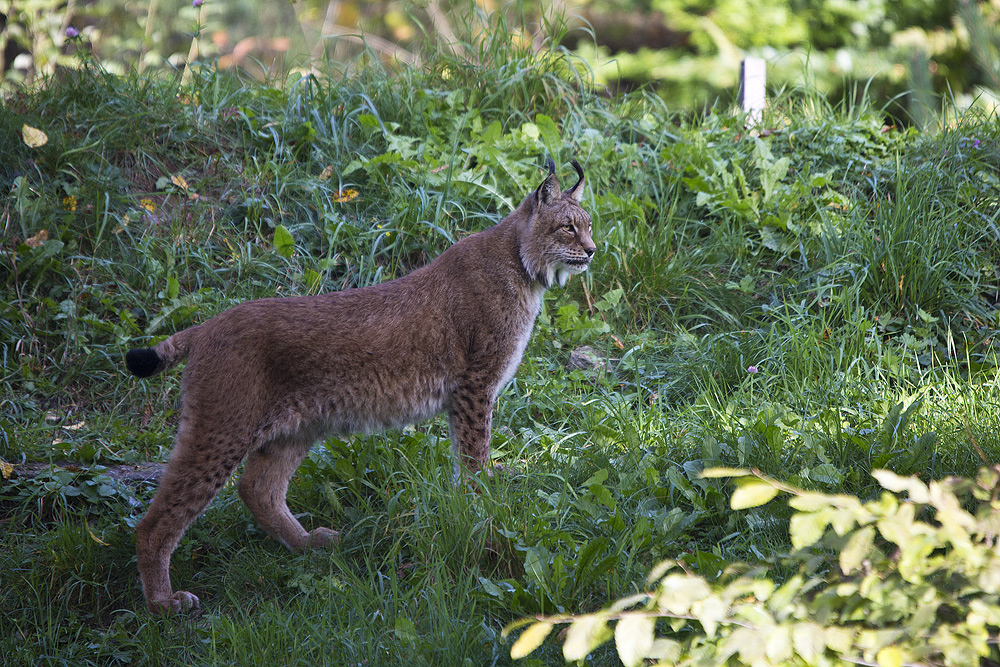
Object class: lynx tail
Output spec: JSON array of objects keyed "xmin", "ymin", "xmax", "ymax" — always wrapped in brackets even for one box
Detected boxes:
[{"xmin": 125, "ymin": 348, "xmax": 162, "ymax": 378}]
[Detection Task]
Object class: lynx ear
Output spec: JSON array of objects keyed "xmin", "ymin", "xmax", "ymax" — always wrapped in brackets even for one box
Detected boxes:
[
  {"xmin": 565, "ymin": 159, "xmax": 585, "ymax": 202},
  {"xmin": 535, "ymin": 157, "xmax": 561, "ymax": 205}
]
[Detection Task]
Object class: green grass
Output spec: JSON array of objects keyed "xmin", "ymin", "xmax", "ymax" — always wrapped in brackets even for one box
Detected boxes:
[{"xmin": 3, "ymin": 20, "xmax": 1000, "ymax": 665}]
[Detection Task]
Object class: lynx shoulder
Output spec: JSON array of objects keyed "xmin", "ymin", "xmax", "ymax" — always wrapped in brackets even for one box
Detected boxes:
[{"xmin": 126, "ymin": 159, "xmax": 595, "ymax": 613}]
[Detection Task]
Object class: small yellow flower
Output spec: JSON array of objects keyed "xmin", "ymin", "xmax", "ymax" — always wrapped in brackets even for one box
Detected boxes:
[
  {"xmin": 63, "ymin": 195, "xmax": 77, "ymax": 212},
  {"xmin": 140, "ymin": 198, "xmax": 155, "ymax": 212},
  {"xmin": 333, "ymin": 188, "xmax": 359, "ymax": 203}
]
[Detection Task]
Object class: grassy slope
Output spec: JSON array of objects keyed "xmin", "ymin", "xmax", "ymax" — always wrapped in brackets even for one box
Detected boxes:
[{"xmin": 3, "ymin": 40, "xmax": 1000, "ymax": 666}]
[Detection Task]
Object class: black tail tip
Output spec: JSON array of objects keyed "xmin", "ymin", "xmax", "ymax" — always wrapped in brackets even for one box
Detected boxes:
[{"xmin": 125, "ymin": 348, "xmax": 160, "ymax": 378}]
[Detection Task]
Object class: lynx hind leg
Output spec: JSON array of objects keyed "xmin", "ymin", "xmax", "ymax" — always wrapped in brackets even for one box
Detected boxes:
[
  {"xmin": 238, "ymin": 439, "xmax": 339, "ymax": 552},
  {"xmin": 137, "ymin": 425, "xmax": 247, "ymax": 614}
]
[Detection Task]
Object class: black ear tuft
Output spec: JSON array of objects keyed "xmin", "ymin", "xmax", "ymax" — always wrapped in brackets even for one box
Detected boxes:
[
  {"xmin": 565, "ymin": 159, "xmax": 585, "ymax": 202},
  {"xmin": 535, "ymin": 157, "xmax": 561, "ymax": 205},
  {"xmin": 125, "ymin": 348, "xmax": 161, "ymax": 378}
]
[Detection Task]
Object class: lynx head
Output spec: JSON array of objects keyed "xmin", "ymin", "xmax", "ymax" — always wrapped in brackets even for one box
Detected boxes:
[{"xmin": 518, "ymin": 159, "xmax": 596, "ymax": 289}]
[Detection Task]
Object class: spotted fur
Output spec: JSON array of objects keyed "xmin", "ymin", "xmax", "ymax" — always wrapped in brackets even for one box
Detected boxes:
[{"xmin": 127, "ymin": 161, "xmax": 596, "ymax": 613}]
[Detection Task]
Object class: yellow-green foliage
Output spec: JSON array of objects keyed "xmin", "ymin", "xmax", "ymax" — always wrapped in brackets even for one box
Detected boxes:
[{"xmin": 508, "ymin": 466, "xmax": 1000, "ymax": 666}]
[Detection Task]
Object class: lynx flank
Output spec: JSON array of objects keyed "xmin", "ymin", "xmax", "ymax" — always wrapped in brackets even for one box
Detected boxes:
[{"xmin": 125, "ymin": 160, "xmax": 595, "ymax": 613}]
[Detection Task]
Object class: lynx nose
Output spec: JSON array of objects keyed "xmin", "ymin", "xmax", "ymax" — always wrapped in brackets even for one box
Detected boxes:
[{"xmin": 584, "ymin": 245, "xmax": 596, "ymax": 258}]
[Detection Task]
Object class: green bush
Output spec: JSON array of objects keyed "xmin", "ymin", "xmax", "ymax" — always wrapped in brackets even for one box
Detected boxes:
[{"xmin": 508, "ymin": 466, "xmax": 1000, "ymax": 666}]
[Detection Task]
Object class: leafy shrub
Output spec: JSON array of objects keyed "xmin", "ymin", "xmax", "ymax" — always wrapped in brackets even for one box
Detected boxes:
[{"xmin": 508, "ymin": 466, "xmax": 1000, "ymax": 666}]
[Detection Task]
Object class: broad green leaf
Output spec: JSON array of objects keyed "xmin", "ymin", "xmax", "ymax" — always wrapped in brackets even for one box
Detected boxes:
[
  {"xmin": 792, "ymin": 622, "xmax": 826, "ymax": 662},
  {"xmin": 876, "ymin": 646, "xmax": 904, "ymax": 667},
  {"xmin": 649, "ymin": 638, "xmax": 682, "ymax": 663},
  {"xmin": 165, "ymin": 275, "xmax": 180, "ymax": 300},
  {"xmin": 765, "ymin": 626, "xmax": 794, "ymax": 663},
  {"xmin": 480, "ymin": 119, "xmax": 502, "ymax": 145},
  {"xmin": 691, "ymin": 594, "xmax": 726, "ymax": 638},
  {"xmin": 789, "ymin": 510, "xmax": 831, "ymax": 549},
  {"xmin": 523, "ymin": 547, "xmax": 549, "ymax": 585},
  {"xmin": 608, "ymin": 592, "xmax": 650, "ymax": 614},
  {"xmin": 839, "ymin": 525, "xmax": 875, "ymax": 574},
  {"xmin": 699, "ymin": 466, "xmax": 751, "ymax": 479},
  {"xmin": 761, "ymin": 156, "xmax": 791, "ymax": 201},
  {"xmin": 824, "ymin": 626, "xmax": 855, "ymax": 654},
  {"xmin": 614, "ymin": 614, "xmax": 654, "ymax": 667},
  {"xmin": 731, "ymin": 626, "xmax": 767, "ymax": 663},
  {"xmin": 500, "ymin": 616, "xmax": 537, "ymax": 639},
  {"xmin": 477, "ymin": 576, "xmax": 502, "ymax": 598},
  {"xmin": 645, "ymin": 559, "xmax": 676, "ymax": 585},
  {"xmin": 589, "ymin": 483, "xmax": 617, "ymax": 511},
  {"xmin": 806, "ymin": 463, "xmax": 843, "ymax": 486},
  {"xmin": 731, "ymin": 479, "xmax": 781, "ymax": 509},
  {"xmin": 657, "ymin": 574, "xmax": 710, "ymax": 615},
  {"xmin": 393, "ymin": 616, "xmax": 418, "ymax": 643},
  {"xmin": 356, "ymin": 113, "xmax": 380, "ymax": 131},
  {"xmin": 563, "ymin": 615, "xmax": 611, "ymax": 662},
  {"xmin": 510, "ymin": 621, "xmax": 552, "ymax": 659},
  {"xmin": 872, "ymin": 470, "xmax": 929, "ymax": 503},
  {"xmin": 273, "ymin": 224, "xmax": 294, "ymax": 258},
  {"xmin": 876, "ymin": 503, "xmax": 916, "ymax": 546},
  {"xmin": 916, "ymin": 307, "xmax": 939, "ymax": 323},
  {"xmin": 789, "ymin": 491, "xmax": 834, "ymax": 511},
  {"xmin": 535, "ymin": 114, "xmax": 561, "ymax": 159}
]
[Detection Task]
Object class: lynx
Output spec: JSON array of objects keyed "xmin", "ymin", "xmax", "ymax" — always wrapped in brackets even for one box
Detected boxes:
[{"xmin": 125, "ymin": 159, "xmax": 595, "ymax": 613}]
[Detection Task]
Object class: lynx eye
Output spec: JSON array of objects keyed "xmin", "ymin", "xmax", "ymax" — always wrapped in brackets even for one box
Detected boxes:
[{"xmin": 561, "ymin": 224, "xmax": 576, "ymax": 234}]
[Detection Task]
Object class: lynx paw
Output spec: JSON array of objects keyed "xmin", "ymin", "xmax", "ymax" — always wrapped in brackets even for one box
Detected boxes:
[
  {"xmin": 307, "ymin": 527, "xmax": 339, "ymax": 549},
  {"xmin": 149, "ymin": 590, "xmax": 200, "ymax": 615}
]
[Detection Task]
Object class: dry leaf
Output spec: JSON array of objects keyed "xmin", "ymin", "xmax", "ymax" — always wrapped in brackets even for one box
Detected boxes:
[
  {"xmin": 86, "ymin": 520, "xmax": 110, "ymax": 546},
  {"xmin": 22, "ymin": 124, "xmax": 48, "ymax": 148},
  {"xmin": 171, "ymin": 174, "xmax": 189, "ymax": 190},
  {"xmin": 25, "ymin": 229, "xmax": 49, "ymax": 248},
  {"xmin": 318, "ymin": 165, "xmax": 335, "ymax": 181},
  {"xmin": 333, "ymin": 188, "xmax": 359, "ymax": 203}
]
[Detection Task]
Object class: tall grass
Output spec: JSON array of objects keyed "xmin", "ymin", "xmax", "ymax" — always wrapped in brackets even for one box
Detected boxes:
[{"xmin": 3, "ymin": 16, "xmax": 1000, "ymax": 665}]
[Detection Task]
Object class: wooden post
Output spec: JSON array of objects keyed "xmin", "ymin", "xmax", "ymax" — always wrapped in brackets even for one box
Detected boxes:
[{"xmin": 740, "ymin": 57, "xmax": 766, "ymax": 127}]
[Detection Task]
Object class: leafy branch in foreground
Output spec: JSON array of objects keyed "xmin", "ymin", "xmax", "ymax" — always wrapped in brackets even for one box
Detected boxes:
[{"xmin": 505, "ymin": 466, "xmax": 1000, "ymax": 666}]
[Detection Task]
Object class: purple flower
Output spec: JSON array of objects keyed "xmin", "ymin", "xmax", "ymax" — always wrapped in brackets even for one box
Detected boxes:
[
  {"xmin": 65, "ymin": 26, "xmax": 79, "ymax": 39},
  {"xmin": 192, "ymin": 0, "xmax": 203, "ymax": 7},
  {"xmin": 747, "ymin": 365, "xmax": 759, "ymax": 374}
]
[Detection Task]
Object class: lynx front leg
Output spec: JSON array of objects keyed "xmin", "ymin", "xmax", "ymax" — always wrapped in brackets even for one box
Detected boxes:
[
  {"xmin": 238, "ymin": 440, "xmax": 338, "ymax": 551},
  {"xmin": 448, "ymin": 384, "xmax": 495, "ymax": 475},
  {"xmin": 137, "ymin": 427, "xmax": 246, "ymax": 614}
]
